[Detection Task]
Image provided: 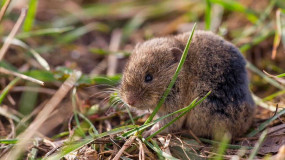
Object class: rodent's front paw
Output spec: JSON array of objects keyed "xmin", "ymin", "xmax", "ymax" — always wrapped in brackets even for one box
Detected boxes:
[{"xmin": 142, "ymin": 123, "xmax": 164, "ymax": 138}]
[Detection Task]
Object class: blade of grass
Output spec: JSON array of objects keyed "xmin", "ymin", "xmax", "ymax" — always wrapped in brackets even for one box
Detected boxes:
[
  {"xmin": 205, "ymin": 0, "xmax": 211, "ymax": 30},
  {"xmin": 0, "ymin": 77, "xmax": 20, "ymax": 105},
  {"xmin": 277, "ymin": 73, "xmax": 285, "ymax": 78},
  {"xmin": 240, "ymin": 30, "xmax": 275, "ymax": 53},
  {"xmin": 142, "ymin": 138, "xmax": 179, "ymax": 160},
  {"xmin": 0, "ymin": 8, "xmax": 27, "ymax": 61},
  {"xmin": 59, "ymin": 22, "xmax": 109, "ymax": 44},
  {"xmin": 77, "ymin": 112, "xmax": 98, "ymax": 136},
  {"xmin": 213, "ymin": 133, "xmax": 231, "ymax": 160},
  {"xmin": 23, "ymin": 0, "xmax": 38, "ymax": 32},
  {"xmin": 143, "ymin": 23, "xmax": 196, "ymax": 126},
  {"xmin": 248, "ymin": 130, "xmax": 267, "ymax": 160},
  {"xmin": 19, "ymin": 82, "xmax": 39, "ymax": 115},
  {"xmin": 280, "ymin": 10, "xmax": 285, "ymax": 49},
  {"xmin": 28, "ymin": 139, "xmax": 39, "ymax": 160},
  {"xmin": 17, "ymin": 27, "xmax": 74, "ymax": 39},
  {"xmin": 262, "ymin": 90, "xmax": 285, "ymax": 101},
  {"xmin": 199, "ymin": 138, "xmax": 253, "ymax": 150},
  {"xmin": 232, "ymin": 0, "xmax": 276, "ymax": 44},
  {"xmin": 125, "ymin": 105, "xmax": 135, "ymax": 125},
  {"xmin": 146, "ymin": 91, "xmax": 211, "ymax": 140},
  {"xmin": 252, "ymin": 94, "xmax": 278, "ymax": 111},
  {"xmin": 0, "ymin": 106, "xmax": 21, "ymax": 122},
  {"xmin": 0, "ymin": 139, "xmax": 18, "ymax": 144},
  {"xmin": 122, "ymin": 13, "xmax": 145, "ymax": 43},
  {"xmin": 272, "ymin": 9, "xmax": 282, "ymax": 59},
  {"xmin": 5, "ymin": 38, "xmax": 50, "ymax": 70},
  {"xmin": 247, "ymin": 108, "xmax": 285, "ymax": 137},
  {"xmin": 209, "ymin": 0, "xmax": 258, "ymax": 23},
  {"xmin": 71, "ymin": 88, "xmax": 85, "ymax": 138},
  {"xmin": 123, "ymin": 93, "xmax": 211, "ymax": 138},
  {"xmin": 0, "ymin": 67, "xmax": 44, "ymax": 85},
  {"xmin": 122, "ymin": 98, "xmax": 200, "ymax": 138},
  {"xmin": 246, "ymin": 61, "xmax": 285, "ymax": 90}
]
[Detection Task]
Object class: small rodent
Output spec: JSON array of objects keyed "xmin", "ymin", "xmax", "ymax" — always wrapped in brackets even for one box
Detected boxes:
[{"xmin": 119, "ymin": 30, "xmax": 256, "ymax": 139}]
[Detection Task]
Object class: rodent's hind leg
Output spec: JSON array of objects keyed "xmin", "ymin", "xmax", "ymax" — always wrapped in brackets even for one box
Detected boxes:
[{"xmin": 186, "ymin": 101, "xmax": 254, "ymax": 139}]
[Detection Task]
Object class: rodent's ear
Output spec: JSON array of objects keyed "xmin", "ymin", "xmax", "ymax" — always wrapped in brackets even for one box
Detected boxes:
[{"xmin": 170, "ymin": 47, "xmax": 183, "ymax": 63}]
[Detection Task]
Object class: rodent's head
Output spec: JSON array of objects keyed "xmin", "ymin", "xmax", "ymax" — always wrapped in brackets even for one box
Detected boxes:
[{"xmin": 120, "ymin": 37, "xmax": 184, "ymax": 109}]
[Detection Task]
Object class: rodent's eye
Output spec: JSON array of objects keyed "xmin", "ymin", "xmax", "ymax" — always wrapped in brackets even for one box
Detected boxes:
[{"xmin": 144, "ymin": 74, "xmax": 153, "ymax": 83}]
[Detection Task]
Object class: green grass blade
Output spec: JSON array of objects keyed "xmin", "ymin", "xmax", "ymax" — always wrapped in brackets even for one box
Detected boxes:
[
  {"xmin": 277, "ymin": 73, "xmax": 285, "ymax": 78},
  {"xmin": 262, "ymin": 90, "xmax": 285, "ymax": 101},
  {"xmin": 246, "ymin": 61, "xmax": 285, "ymax": 90},
  {"xmin": 146, "ymin": 91, "xmax": 211, "ymax": 140},
  {"xmin": 19, "ymin": 82, "xmax": 39, "ymax": 115},
  {"xmin": 0, "ymin": 139, "xmax": 18, "ymax": 144},
  {"xmin": 144, "ymin": 23, "xmax": 196, "ymax": 126},
  {"xmin": 71, "ymin": 88, "xmax": 85, "ymax": 138},
  {"xmin": 125, "ymin": 105, "xmax": 135, "ymax": 125},
  {"xmin": 0, "ymin": 77, "xmax": 20, "ymax": 105},
  {"xmin": 205, "ymin": 0, "xmax": 212, "ymax": 30},
  {"xmin": 16, "ymin": 27, "xmax": 74, "ymax": 39},
  {"xmin": 122, "ymin": 97, "xmax": 201, "ymax": 138},
  {"xmin": 247, "ymin": 108, "xmax": 285, "ymax": 137},
  {"xmin": 240, "ymin": 30, "xmax": 275, "ymax": 53},
  {"xmin": 248, "ymin": 130, "xmax": 267, "ymax": 160},
  {"xmin": 213, "ymin": 133, "xmax": 231, "ymax": 160},
  {"xmin": 59, "ymin": 22, "xmax": 109, "ymax": 44},
  {"xmin": 122, "ymin": 14, "xmax": 145, "ymax": 43},
  {"xmin": 199, "ymin": 138, "xmax": 253, "ymax": 150},
  {"xmin": 23, "ymin": 0, "xmax": 38, "ymax": 32},
  {"xmin": 209, "ymin": 0, "xmax": 258, "ymax": 23},
  {"xmin": 0, "ymin": 107, "xmax": 21, "ymax": 122},
  {"xmin": 142, "ymin": 138, "xmax": 179, "ymax": 160},
  {"xmin": 4, "ymin": 38, "xmax": 50, "ymax": 70},
  {"xmin": 77, "ymin": 112, "xmax": 98, "ymax": 136}
]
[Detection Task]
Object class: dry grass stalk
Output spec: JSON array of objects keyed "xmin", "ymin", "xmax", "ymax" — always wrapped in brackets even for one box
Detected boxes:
[
  {"xmin": 0, "ymin": 0, "xmax": 11, "ymax": 22},
  {"xmin": 0, "ymin": 8, "xmax": 27, "ymax": 60},
  {"xmin": 0, "ymin": 67, "xmax": 44, "ymax": 85},
  {"xmin": 1, "ymin": 70, "xmax": 81, "ymax": 160},
  {"xmin": 107, "ymin": 29, "xmax": 122, "ymax": 76},
  {"xmin": 112, "ymin": 136, "xmax": 136, "ymax": 160},
  {"xmin": 137, "ymin": 138, "xmax": 145, "ymax": 160}
]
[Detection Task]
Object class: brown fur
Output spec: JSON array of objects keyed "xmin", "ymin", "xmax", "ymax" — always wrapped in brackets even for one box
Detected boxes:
[{"xmin": 119, "ymin": 30, "xmax": 256, "ymax": 139}]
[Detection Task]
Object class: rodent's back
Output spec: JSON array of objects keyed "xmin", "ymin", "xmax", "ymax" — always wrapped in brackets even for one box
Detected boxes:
[
  {"xmin": 176, "ymin": 31, "xmax": 248, "ymax": 99},
  {"xmin": 176, "ymin": 31, "xmax": 255, "ymax": 138}
]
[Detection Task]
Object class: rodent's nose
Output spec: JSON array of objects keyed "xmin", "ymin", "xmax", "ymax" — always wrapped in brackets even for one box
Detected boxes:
[
  {"xmin": 125, "ymin": 93, "xmax": 137, "ymax": 106},
  {"xmin": 126, "ymin": 99, "xmax": 136, "ymax": 106}
]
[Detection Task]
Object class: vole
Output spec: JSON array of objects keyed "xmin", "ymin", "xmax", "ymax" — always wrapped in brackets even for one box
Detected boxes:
[{"xmin": 119, "ymin": 30, "xmax": 255, "ymax": 139}]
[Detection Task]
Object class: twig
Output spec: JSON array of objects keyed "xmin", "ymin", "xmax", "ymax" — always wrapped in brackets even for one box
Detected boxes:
[
  {"xmin": 0, "ymin": 8, "xmax": 27, "ymax": 60},
  {"xmin": 175, "ymin": 136, "xmax": 191, "ymax": 160},
  {"xmin": 188, "ymin": 129, "xmax": 203, "ymax": 145},
  {"xmin": 158, "ymin": 135, "xmax": 172, "ymax": 156},
  {"xmin": 137, "ymin": 138, "xmax": 145, "ymax": 160},
  {"xmin": 112, "ymin": 136, "xmax": 136, "ymax": 160},
  {"xmin": 0, "ymin": 0, "xmax": 11, "ymax": 22},
  {"xmin": 0, "ymin": 67, "xmax": 44, "ymax": 85}
]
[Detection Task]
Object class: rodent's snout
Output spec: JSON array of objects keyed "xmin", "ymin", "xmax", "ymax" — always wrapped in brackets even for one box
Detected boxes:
[{"xmin": 124, "ymin": 92, "xmax": 138, "ymax": 107}]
